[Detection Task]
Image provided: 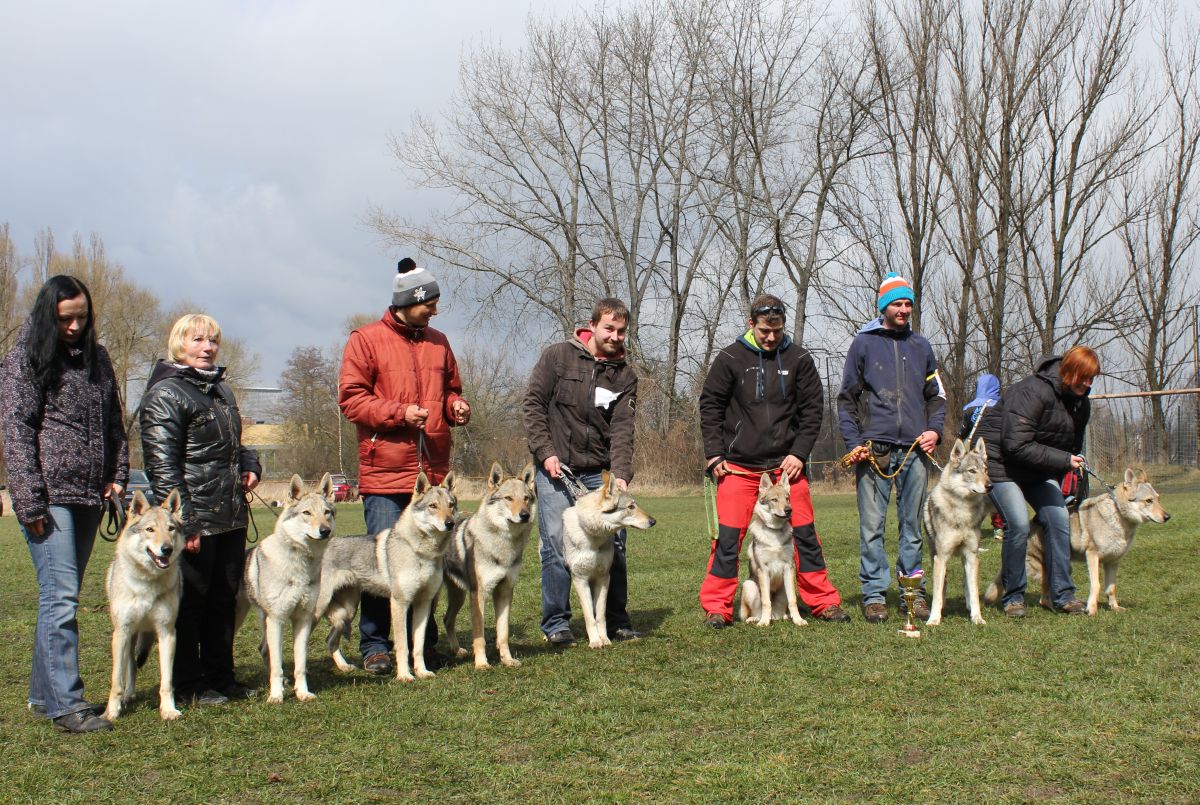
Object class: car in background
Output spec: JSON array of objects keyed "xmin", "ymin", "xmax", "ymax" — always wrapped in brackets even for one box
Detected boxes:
[
  {"xmin": 329, "ymin": 473, "xmax": 359, "ymax": 502},
  {"xmin": 123, "ymin": 469, "xmax": 156, "ymax": 508}
]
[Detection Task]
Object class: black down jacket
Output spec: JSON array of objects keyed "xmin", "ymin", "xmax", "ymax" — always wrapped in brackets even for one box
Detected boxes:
[
  {"xmin": 1000, "ymin": 356, "xmax": 1090, "ymax": 485},
  {"xmin": 139, "ymin": 360, "xmax": 261, "ymax": 536}
]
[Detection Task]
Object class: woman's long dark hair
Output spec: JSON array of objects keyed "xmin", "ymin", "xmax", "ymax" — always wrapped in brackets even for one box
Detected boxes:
[{"xmin": 25, "ymin": 275, "xmax": 98, "ymax": 390}]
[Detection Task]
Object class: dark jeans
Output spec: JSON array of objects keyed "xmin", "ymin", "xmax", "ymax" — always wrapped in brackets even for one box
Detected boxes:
[
  {"xmin": 174, "ymin": 527, "xmax": 246, "ymax": 693},
  {"xmin": 359, "ymin": 493, "xmax": 438, "ymax": 658},
  {"xmin": 991, "ymin": 479, "xmax": 1076, "ymax": 608}
]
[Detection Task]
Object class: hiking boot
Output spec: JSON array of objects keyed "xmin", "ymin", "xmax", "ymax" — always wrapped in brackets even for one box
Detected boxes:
[
  {"xmin": 29, "ymin": 701, "xmax": 103, "ymax": 718},
  {"xmin": 1054, "ymin": 599, "xmax": 1088, "ymax": 616},
  {"xmin": 812, "ymin": 604, "xmax": 852, "ymax": 623},
  {"xmin": 611, "ymin": 627, "xmax": 643, "ymax": 641},
  {"xmin": 219, "ymin": 681, "xmax": 258, "ymax": 700},
  {"xmin": 363, "ymin": 652, "xmax": 395, "ymax": 675},
  {"xmin": 900, "ymin": 596, "xmax": 931, "ymax": 620},
  {"xmin": 1004, "ymin": 602, "xmax": 1027, "ymax": 619},
  {"xmin": 863, "ymin": 603, "xmax": 889, "ymax": 624},
  {"xmin": 704, "ymin": 612, "xmax": 730, "ymax": 629},
  {"xmin": 546, "ymin": 628, "xmax": 577, "ymax": 646},
  {"xmin": 188, "ymin": 689, "xmax": 229, "ymax": 706},
  {"xmin": 52, "ymin": 710, "xmax": 112, "ymax": 734}
]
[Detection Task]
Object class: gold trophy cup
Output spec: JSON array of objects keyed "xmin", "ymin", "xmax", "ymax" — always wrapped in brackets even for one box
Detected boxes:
[{"xmin": 898, "ymin": 573, "xmax": 923, "ymax": 638}]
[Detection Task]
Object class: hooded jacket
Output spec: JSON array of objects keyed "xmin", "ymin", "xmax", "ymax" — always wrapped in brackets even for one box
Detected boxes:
[
  {"xmin": 338, "ymin": 311, "xmax": 465, "ymax": 494},
  {"xmin": 699, "ymin": 331, "xmax": 823, "ymax": 468},
  {"xmin": 1001, "ymin": 356, "xmax": 1090, "ymax": 484},
  {"xmin": 837, "ymin": 317, "xmax": 946, "ymax": 449},
  {"xmin": 139, "ymin": 360, "xmax": 261, "ymax": 537},
  {"xmin": 0, "ymin": 323, "xmax": 129, "ymax": 523},
  {"xmin": 522, "ymin": 329, "xmax": 638, "ymax": 482},
  {"xmin": 960, "ymin": 373, "xmax": 1007, "ymax": 482}
]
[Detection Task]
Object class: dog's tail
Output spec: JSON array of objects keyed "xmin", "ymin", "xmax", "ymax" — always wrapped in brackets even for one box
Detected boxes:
[{"xmin": 982, "ymin": 572, "xmax": 1002, "ymax": 606}]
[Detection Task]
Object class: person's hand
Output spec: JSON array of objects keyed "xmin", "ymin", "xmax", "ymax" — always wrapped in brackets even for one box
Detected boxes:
[
  {"xmin": 543, "ymin": 456, "xmax": 562, "ymax": 478},
  {"xmin": 103, "ymin": 482, "xmax": 124, "ymax": 501},
  {"xmin": 614, "ymin": 477, "xmax": 628, "ymax": 492},
  {"xmin": 404, "ymin": 405, "xmax": 430, "ymax": 429},
  {"xmin": 706, "ymin": 457, "xmax": 729, "ymax": 479},
  {"xmin": 185, "ymin": 534, "xmax": 201, "ymax": 553},
  {"xmin": 841, "ymin": 445, "xmax": 870, "ymax": 467},
  {"xmin": 451, "ymin": 399, "xmax": 471, "ymax": 425},
  {"xmin": 242, "ymin": 471, "xmax": 260, "ymax": 491},
  {"xmin": 918, "ymin": 430, "xmax": 940, "ymax": 454},
  {"xmin": 780, "ymin": 454, "xmax": 805, "ymax": 482},
  {"xmin": 26, "ymin": 517, "xmax": 46, "ymax": 537},
  {"xmin": 1070, "ymin": 454, "xmax": 1085, "ymax": 470}
]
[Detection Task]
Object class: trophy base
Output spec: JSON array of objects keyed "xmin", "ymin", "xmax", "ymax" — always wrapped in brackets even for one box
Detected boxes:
[{"xmin": 897, "ymin": 627, "xmax": 922, "ymax": 639}]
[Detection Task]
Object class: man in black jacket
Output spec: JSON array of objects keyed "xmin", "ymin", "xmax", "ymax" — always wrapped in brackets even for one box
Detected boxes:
[
  {"xmin": 522, "ymin": 298, "xmax": 640, "ymax": 646},
  {"xmin": 698, "ymin": 295, "xmax": 849, "ymax": 627}
]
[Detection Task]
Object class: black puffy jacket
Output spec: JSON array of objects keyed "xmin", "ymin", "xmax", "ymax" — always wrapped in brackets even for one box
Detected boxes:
[
  {"xmin": 1000, "ymin": 356, "xmax": 1089, "ymax": 485},
  {"xmin": 139, "ymin": 361, "xmax": 261, "ymax": 536}
]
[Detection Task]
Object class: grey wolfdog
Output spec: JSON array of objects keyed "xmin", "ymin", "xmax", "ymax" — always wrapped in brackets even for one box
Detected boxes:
[
  {"xmin": 924, "ymin": 438, "xmax": 991, "ymax": 626},
  {"xmin": 443, "ymin": 461, "xmax": 537, "ymax": 669},
  {"xmin": 738, "ymin": 472, "xmax": 807, "ymax": 627}
]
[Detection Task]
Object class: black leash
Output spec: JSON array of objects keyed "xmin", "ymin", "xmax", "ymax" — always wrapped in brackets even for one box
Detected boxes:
[
  {"xmin": 1081, "ymin": 462, "xmax": 1118, "ymax": 503},
  {"xmin": 243, "ymin": 487, "xmax": 279, "ymax": 544},
  {"xmin": 99, "ymin": 495, "xmax": 125, "ymax": 542},
  {"xmin": 558, "ymin": 465, "xmax": 591, "ymax": 502}
]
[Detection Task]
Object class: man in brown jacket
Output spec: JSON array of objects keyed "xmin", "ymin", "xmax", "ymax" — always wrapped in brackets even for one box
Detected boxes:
[
  {"xmin": 338, "ymin": 257, "xmax": 470, "ymax": 675},
  {"xmin": 522, "ymin": 298, "xmax": 639, "ymax": 646}
]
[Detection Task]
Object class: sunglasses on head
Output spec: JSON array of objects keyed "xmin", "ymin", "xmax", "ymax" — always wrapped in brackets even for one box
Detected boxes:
[{"xmin": 751, "ymin": 304, "xmax": 785, "ymax": 318}]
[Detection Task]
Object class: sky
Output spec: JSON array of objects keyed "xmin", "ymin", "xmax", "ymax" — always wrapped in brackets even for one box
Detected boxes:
[{"xmin": 0, "ymin": 0, "xmax": 542, "ymax": 385}]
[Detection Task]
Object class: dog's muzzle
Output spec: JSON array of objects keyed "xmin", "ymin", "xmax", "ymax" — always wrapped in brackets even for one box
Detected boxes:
[
  {"xmin": 310, "ymin": 527, "xmax": 332, "ymax": 540},
  {"xmin": 147, "ymin": 546, "xmax": 173, "ymax": 569}
]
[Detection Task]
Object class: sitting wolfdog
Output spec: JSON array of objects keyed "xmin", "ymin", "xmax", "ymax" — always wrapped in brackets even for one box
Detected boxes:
[
  {"xmin": 924, "ymin": 438, "xmax": 991, "ymax": 626},
  {"xmin": 738, "ymin": 472, "xmax": 806, "ymax": 627},
  {"xmin": 443, "ymin": 462, "xmax": 536, "ymax": 669}
]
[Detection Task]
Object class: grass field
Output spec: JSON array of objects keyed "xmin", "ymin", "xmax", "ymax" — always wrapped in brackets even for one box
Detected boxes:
[{"xmin": 1, "ymin": 492, "xmax": 1197, "ymax": 803}]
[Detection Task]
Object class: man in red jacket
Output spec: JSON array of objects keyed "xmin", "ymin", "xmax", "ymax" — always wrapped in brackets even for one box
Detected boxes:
[{"xmin": 338, "ymin": 258, "xmax": 471, "ymax": 675}]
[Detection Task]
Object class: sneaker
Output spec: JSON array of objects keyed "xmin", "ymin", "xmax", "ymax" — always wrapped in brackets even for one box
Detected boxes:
[
  {"xmin": 546, "ymin": 629, "xmax": 577, "ymax": 646},
  {"xmin": 219, "ymin": 681, "xmax": 258, "ymax": 700},
  {"xmin": 812, "ymin": 604, "xmax": 852, "ymax": 623},
  {"xmin": 863, "ymin": 603, "xmax": 889, "ymax": 623},
  {"xmin": 1054, "ymin": 599, "xmax": 1088, "ymax": 616},
  {"xmin": 900, "ymin": 596, "xmax": 931, "ymax": 620},
  {"xmin": 611, "ymin": 627, "xmax": 643, "ymax": 641},
  {"xmin": 1004, "ymin": 602, "xmax": 1027, "ymax": 618},
  {"xmin": 52, "ymin": 710, "xmax": 112, "ymax": 734},
  {"xmin": 363, "ymin": 652, "xmax": 395, "ymax": 675},
  {"xmin": 704, "ymin": 612, "xmax": 730, "ymax": 629}
]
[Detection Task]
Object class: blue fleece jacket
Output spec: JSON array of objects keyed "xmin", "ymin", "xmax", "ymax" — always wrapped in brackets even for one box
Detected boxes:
[{"xmin": 836, "ymin": 317, "xmax": 946, "ymax": 449}]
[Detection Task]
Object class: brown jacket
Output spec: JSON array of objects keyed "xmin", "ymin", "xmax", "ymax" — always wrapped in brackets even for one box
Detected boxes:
[
  {"xmin": 338, "ymin": 312, "xmax": 464, "ymax": 494},
  {"xmin": 522, "ymin": 330, "xmax": 637, "ymax": 482}
]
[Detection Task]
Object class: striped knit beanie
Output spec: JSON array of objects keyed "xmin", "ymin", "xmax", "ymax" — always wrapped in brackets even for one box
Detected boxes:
[
  {"xmin": 392, "ymin": 257, "xmax": 441, "ymax": 308},
  {"xmin": 877, "ymin": 272, "xmax": 914, "ymax": 313}
]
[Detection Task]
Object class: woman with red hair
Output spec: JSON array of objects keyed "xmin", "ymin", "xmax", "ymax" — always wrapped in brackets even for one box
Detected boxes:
[{"xmin": 991, "ymin": 346, "xmax": 1100, "ymax": 616}]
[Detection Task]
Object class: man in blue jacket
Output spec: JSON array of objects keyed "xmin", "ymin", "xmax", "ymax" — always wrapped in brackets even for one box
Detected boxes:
[{"xmin": 837, "ymin": 273, "xmax": 946, "ymax": 623}]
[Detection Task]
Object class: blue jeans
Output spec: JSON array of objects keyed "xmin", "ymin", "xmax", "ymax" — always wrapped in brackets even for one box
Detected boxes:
[
  {"xmin": 359, "ymin": 493, "xmax": 437, "ymax": 657},
  {"xmin": 23, "ymin": 505, "xmax": 101, "ymax": 719},
  {"xmin": 857, "ymin": 450, "xmax": 928, "ymax": 605},
  {"xmin": 535, "ymin": 468, "xmax": 630, "ymax": 637},
  {"xmin": 991, "ymin": 479, "xmax": 1076, "ymax": 607}
]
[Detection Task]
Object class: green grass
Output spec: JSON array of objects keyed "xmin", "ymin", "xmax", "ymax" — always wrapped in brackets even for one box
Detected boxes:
[{"xmin": 1, "ymin": 493, "xmax": 1198, "ymax": 803}]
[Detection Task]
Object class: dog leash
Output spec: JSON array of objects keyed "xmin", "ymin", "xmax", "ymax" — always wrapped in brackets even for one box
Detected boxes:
[
  {"xmin": 1081, "ymin": 462, "xmax": 1118, "ymax": 504},
  {"xmin": 558, "ymin": 465, "xmax": 591, "ymax": 502},
  {"xmin": 839, "ymin": 438, "xmax": 940, "ymax": 477},
  {"xmin": 243, "ymin": 487, "xmax": 280, "ymax": 544},
  {"xmin": 703, "ymin": 475, "xmax": 718, "ymax": 541},
  {"xmin": 99, "ymin": 495, "xmax": 125, "ymax": 542}
]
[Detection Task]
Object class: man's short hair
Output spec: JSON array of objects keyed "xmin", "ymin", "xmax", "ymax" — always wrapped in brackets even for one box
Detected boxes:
[
  {"xmin": 749, "ymin": 294, "xmax": 786, "ymax": 326},
  {"xmin": 591, "ymin": 297, "xmax": 630, "ymax": 324},
  {"xmin": 167, "ymin": 314, "xmax": 221, "ymax": 363}
]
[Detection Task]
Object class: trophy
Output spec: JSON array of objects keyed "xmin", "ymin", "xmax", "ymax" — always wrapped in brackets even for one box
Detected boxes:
[{"xmin": 897, "ymin": 572, "xmax": 924, "ymax": 638}]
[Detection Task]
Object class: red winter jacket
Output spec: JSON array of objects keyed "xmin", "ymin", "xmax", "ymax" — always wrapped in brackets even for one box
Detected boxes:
[{"xmin": 338, "ymin": 312, "xmax": 465, "ymax": 494}]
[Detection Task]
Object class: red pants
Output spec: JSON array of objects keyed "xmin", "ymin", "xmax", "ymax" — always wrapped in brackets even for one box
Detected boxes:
[{"xmin": 699, "ymin": 465, "xmax": 841, "ymax": 621}]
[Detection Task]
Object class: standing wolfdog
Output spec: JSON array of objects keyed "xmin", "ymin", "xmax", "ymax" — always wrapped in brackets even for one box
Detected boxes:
[
  {"xmin": 924, "ymin": 438, "xmax": 991, "ymax": 626},
  {"xmin": 316, "ymin": 471, "xmax": 458, "ymax": 681},
  {"xmin": 239, "ymin": 474, "xmax": 336, "ymax": 703},
  {"xmin": 104, "ymin": 489, "xmax": 185, "ymax": 721},
  {"xmin": 738, "ymin": 472, "xmax": 806, "ymax": 627},
  {"xmin": 443, "ymin": 462, "xmax": 537, "ymax": 669},
  {"xmin": 562, "ymin": 470, "xmax": 656, "ymax": 649}
]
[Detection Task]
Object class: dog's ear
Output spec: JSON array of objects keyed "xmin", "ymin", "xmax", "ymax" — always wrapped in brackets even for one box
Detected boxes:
[
  {"xmin": 289, "ymin": 474, "xmax": 305, "ymax": 501},
  {"xmin": 318, "ymin": 472, "xmax": 334, "ymax": 500},
  {"xmin": 441, "ymin": 471, "xmax": 457, "ymax": 494},
  {"xmin": 413, "ymin": 471, "xmax": 430, "ymax": 496},
  {"xmin": 1124, "ymin": 468, "xmax": 1136, "ymax": 487},
  {"xmin": 487, "ymin": 462, "xmax": 504, "ymax": 490},
  {"xmin": 972, "ymin": 437, "xmax": 987, "ymax": 457},
  {"xmin": 162, "ymin": 488, "xmax": 182, "ymax": 517},
  {"xmin": 520, "ymin": 462, "xmax": 536, "ymax": 492},
  {"xmin": 1134, "ymin": 468, "xmax": 1148, "ymax": 483},
  {"xmin": 130, "ymin": 489, "xmax": 152, "ymax": 518},
  {"xmin": 779, "ymin": 472, "xmax": 791, "ymax": 493},
  {"xmin": 759, "ymin": 472, "xmax": 772, "ymax": 493},
  {"xmin": 949, "ymin": 438, "xmax": 966, "ymax": 462}
]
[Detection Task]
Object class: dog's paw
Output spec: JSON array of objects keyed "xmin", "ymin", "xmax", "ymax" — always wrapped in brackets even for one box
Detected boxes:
[
  {"xmin": 755, "ymin": 618, "xmax": 771, "ymax": 628},
  {"xmin": 1110, "ymin": 603, "xmax": 1126, "ymax": 613},
  {"xmin": 971, "ymin": 614, "xmax": 987, "ymax": 625},
  {"xmin": 160, "ymin": 706, "xmax": 183, "ymax": 720},
  {"xmin": 588, "ymin": 639, "xmax": 606, "ymax": 649},
  {"xmin": 103, "ymin": 704, "xmax": 121, "ymax": 721},
  {"xmin": 744, "ymin": 615, "xmax": 759, "ymax": 625},
  {"xmin": 415, "ymin": 669, "xmax": 436, "ymax": 680},
  {"xmin": 791, "ymin": 616, "xmax": 808, "ymax": 627},
  {"xmin": 501, "ymin": 656, "xmax": 522, "ymax": 669},
  {"xmin": 453, "ymin": 647, "xmax": 469, "ymax": 658},
  {"xmin": 925, "ymin": 615, "xmax": 942, "ymax": 626},
  {"xmin": 295, "ymin": 690, "xmax": 317, "ymax": 702},
  {"xmin": 474, "ymin": 659, "xmax": 492, "ymax": 670},
  {"xmin": 267, "ymin": 693, "xmax": 285, "ymax": 704},
  {"xmin": 397, "ymin": 672, "xmax": 416, "ymax": 683}
]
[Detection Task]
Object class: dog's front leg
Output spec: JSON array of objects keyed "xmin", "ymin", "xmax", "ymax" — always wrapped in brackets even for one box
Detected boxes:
[
  {"xmin": 292, "ymin": 612, "xmax": 316, "ymax": 701},
  {"xmin": 265, "ymin": 615, "xmax": 287, "ymax": 703},
  {"xmin": 156, "ymin": 625, "xmax": 181, "ymax": 720},
  {"xmin": 963, "ymin": 550, "xmax": 986, "ymax": 625},
  {"xmin": 783, "ymin": 568, "xmax": 807, "ymax": 627},
  {"xmin": 389, "ymin": 596, "xmax": 415, "ymax": 682},
  {"xmin": 104, "ymin": 627, "xmax": 131, "ymax": 721},
  {"xmin": 754, "ymin": 564, "xmax": 774, "ymax": 627},
  {"xmin": 571, "ymin": 574, "xmax": 602, "ymax": 648},
  {"xmin": 593, "ymin": 577, "xmax": 611, "ymax": 648},
  {"xmin": 470, "ymin": 585, "xmax": 490, "ymax": 669},
  {"xmin": 927, "ymin": 553, "xmax": 947, "ymax": 626},
  {"xmin": 494, "ymin": 581, "xmax": 520, "ymax": 668},
  {"xmin": 1102, "ymin": 561, "xmax": 1123, "ymax": 612},
  {"xmin": 410, "ymin": 590, "xmax": 437, "ymax": 679}
]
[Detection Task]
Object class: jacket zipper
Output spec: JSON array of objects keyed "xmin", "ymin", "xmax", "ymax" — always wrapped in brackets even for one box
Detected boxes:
[{"xmin": 893, "ymin": 338, "xmax": 903, "ymax": 443}]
